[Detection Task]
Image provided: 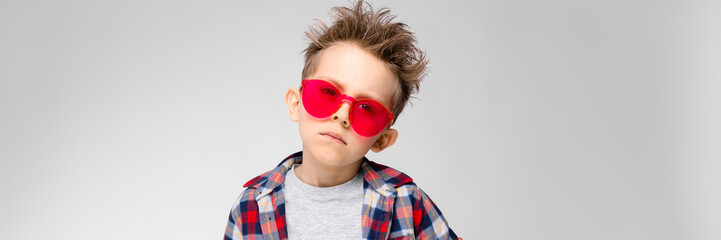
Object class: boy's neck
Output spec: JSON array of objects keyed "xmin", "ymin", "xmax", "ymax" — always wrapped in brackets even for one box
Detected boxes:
[{"xmin": 293, "ymin": 156, "xmax": 363, "ymax": 188}]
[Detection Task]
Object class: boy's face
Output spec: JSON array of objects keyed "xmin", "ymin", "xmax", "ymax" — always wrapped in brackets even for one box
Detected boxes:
[{"xmin": 285, "ymin": 42, "xmax": 399, "ymax": 169}]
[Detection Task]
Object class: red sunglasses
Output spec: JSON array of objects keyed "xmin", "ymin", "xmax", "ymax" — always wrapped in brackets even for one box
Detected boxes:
[{"xmin": 300, "ymin": 79, "xmax": 394, "ymax": 137}]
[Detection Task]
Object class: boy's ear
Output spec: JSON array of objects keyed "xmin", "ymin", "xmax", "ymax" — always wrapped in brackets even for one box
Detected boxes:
[
  {"xmin": 371, "ymin": 128, "xmax": 398, "ymax": 153},
  {"xmin": 285, "ymin": 87, "xmax": 301, "ymax": 122}
]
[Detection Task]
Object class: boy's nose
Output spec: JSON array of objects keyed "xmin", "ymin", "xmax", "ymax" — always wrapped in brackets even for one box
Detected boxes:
[{"xmin": 331, "ymin": 102, "xmax": 351, "ymax": 128}]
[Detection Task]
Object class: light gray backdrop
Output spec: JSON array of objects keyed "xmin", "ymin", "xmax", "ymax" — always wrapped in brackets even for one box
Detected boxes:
[{"xmin": 1, "ymin": 0, "xmax": 719, "ymax": 239}]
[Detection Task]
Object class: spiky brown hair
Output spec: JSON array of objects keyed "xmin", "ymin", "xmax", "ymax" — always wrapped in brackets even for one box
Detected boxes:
[{"xmin": 301, "ymin": 0, "xmax": 428, "ymax": 124}]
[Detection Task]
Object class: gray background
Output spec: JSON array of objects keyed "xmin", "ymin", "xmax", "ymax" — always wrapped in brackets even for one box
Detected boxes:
[{"xmin": 1, "ymin": 0, "xmax": 719, "ymax": 239}]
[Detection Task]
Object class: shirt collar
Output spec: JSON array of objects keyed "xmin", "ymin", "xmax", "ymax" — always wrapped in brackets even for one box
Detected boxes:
[{"xmin": 243, "ymin": 151, "xmax": 413, "ymax": 199}]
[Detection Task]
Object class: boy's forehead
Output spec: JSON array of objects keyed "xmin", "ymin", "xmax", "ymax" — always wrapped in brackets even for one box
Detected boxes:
[{"xmin": 310, "ymin": 44, "xmax": 397, "ymax": 106}]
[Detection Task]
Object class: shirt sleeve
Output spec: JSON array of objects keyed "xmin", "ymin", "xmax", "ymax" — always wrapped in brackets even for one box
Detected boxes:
[{"xmin": 391, "ymin": 183, "xmax": 460, "ymax": 240}]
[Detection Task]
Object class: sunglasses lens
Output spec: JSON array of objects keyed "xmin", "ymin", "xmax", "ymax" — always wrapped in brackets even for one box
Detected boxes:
[
  {"xmin": 350, "ymin": 100, "xmax": 391, "ymax": 137},
  {"xmin": 302, "ymin": 80, "xmax": 341, "ymax": 118}
]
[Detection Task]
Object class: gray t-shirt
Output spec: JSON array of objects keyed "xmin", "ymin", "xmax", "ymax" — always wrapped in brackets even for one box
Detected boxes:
[{"xmin": 284, "ymin": 164, "xmax": 364, "ymax": 239}]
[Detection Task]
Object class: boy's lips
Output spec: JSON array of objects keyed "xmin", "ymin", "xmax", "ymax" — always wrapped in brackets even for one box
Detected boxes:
[{"xmin": 321, "ymin": 132, "xmax": 346, "ymax": 145}]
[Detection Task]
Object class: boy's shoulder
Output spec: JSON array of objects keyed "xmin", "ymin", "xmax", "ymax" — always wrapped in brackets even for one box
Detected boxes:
[
  {"xmin": 242, "ymin": 152, "xmax": 303, "ymax": 189},
  {"xmin": 241, "ymin": 151, "xmax": 415, "ymax": 196},
  {"xmin": 358, "ymin": 157, "xmax": 415, "ymax": 196}
]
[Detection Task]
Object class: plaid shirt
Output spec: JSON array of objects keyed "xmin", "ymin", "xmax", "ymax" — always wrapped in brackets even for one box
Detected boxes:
[{"xmin": 224, "ymin": 151, "xmax": 460, "ymax": 240}]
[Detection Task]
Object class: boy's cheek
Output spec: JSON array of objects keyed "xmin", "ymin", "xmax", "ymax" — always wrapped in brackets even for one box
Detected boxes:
[{"xmin": 352, "ymin": 134, "xmax": 380, "ymax": 148}]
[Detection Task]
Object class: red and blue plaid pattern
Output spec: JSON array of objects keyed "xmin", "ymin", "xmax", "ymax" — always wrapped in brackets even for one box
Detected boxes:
[{"xmin": 224, "ymin": 151, "xmax": 460, "ymax": 239}]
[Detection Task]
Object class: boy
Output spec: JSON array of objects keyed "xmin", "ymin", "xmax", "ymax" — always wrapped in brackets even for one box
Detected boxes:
[{"xmin": 225, "ymin": 1, "xmax": 459, "ymax": 239}]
